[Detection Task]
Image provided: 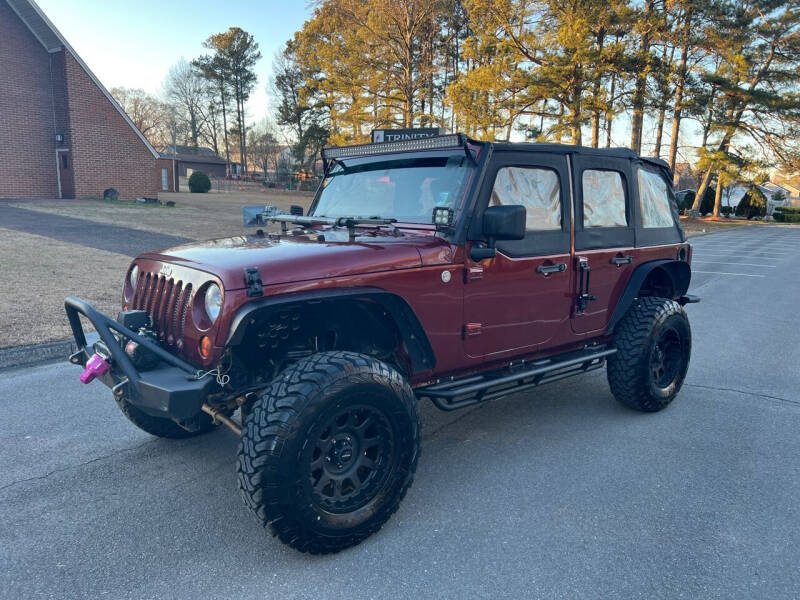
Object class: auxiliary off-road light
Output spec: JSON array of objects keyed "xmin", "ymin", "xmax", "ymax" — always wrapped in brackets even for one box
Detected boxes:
[
  {"xmin": 432, "ymin": 206, "xmax": 454, "ymax": 226},
  {"xmin": 323, "ymin": 133, "xmax": 466, "ymax": 160}
]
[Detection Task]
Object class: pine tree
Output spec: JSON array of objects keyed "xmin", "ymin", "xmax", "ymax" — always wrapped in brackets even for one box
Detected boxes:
[
  {"xmin": 690, "ymin": 1, "xmax": 800, "ymax": 213},
  {"xmin": 197, "ymin": 28, "xmax": 261, "ymax": 174}
]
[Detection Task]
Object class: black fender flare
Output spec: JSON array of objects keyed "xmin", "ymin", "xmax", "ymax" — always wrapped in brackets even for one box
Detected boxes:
[
  {"xmin": 606, "ymin": 259, "xmax": 691, "ymax": 334},
  {"xmin": 225, "ymin": 286, "xmax": 436, "ymax": 374}
]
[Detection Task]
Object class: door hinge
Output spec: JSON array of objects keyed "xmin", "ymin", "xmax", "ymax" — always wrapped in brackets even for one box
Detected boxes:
[{"xmin": 465, "ymin": 266, "xmax": 484, "ymax": 282}]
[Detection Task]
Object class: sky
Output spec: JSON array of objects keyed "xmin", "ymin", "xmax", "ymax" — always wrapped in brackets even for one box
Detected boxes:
[
  {"xmin": 35, "ymin": 0, "xmax": 313, "ymax": 122},
  {"xmin": 30, "ymin": 0, "xmax": 702, "ymax": 163}
]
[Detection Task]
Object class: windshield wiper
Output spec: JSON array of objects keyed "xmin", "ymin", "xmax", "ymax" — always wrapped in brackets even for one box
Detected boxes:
[{"xmin": 267, "ymin": 214, "xmax": 397, "ymax": 240}]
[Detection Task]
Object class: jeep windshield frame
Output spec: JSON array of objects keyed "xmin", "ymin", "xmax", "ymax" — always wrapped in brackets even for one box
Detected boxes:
[{"xmin": 309, "ymin": 150, "xmax": 478, "ymax": 229}]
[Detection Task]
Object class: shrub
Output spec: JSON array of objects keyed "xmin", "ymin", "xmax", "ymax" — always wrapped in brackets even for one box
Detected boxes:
[
  {"xmin": 720, "ymin": 205, "xmax": 733, "ymax": 217},
  {"xmin": 675, "ymin": 188, "xmax": 714, "ymax": 214},
  {"xmin": 188, "ymin": 171, "xmax": 211, "ymax": 193},
  {"xmin": 699, "ymin": 187, "xmax": 715, "ymax": 215},
  {"xmin": 773, "ymin": 206, "xmax": 800, "ymax": 223},
  {"xmin": 735, "ymin": 186, "xmax": 767, "ymax": 219},
  {"xmin": 103, "ymin": 188, "xmax": 119, "ymax": 201},
  {"xmin": 677, "ymin": 190, "xmax": 695, "ymax": 212}
]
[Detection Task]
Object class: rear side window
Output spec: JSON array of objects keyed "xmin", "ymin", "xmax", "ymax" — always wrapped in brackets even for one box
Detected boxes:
[
  {"xmin": 490, "ymin": 167, "xmax": 561, "ymax": 230},
  {"xmin": 582, "ymin": 170, "xmax": 627, "ymax": 227},
  {"xmin": 638, "ymin": 169, "xmax": 674, "ymax": 228}
]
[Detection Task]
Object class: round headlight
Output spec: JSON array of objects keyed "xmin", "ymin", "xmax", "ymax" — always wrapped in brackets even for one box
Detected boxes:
[
  {"xmin": 128, "ymin": 265, "xmax": 139, "ymax": 292},
  {"xmin": 204, "ymin": 283, "xmax": 222, "ymax": 323}
]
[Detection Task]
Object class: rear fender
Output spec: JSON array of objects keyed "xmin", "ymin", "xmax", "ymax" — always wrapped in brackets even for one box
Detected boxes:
[{"xmin": 606, "ymin": 260, "xmax": 691, "ymax": 334}]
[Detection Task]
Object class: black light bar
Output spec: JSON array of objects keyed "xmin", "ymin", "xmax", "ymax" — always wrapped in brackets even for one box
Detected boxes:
[{"xmin": 322, "ymin": 133, "xmax": 467, "ymax": 160}]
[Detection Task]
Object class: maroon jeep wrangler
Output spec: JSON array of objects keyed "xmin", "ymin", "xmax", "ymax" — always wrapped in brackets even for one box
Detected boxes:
[{"xmin": 66, "ymin": 134, "xmax": 697, "ymax": 553}]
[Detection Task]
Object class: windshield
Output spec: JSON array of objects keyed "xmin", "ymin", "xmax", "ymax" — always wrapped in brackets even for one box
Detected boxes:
[{"xmin": 312, "ymin": 154, "xmax": 473, "ymax": 224}]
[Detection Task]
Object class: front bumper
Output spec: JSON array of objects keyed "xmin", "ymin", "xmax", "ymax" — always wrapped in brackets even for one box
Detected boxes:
[{"xmin": 64, "ymin": 296, "xmax": 214, "ymax": 420}]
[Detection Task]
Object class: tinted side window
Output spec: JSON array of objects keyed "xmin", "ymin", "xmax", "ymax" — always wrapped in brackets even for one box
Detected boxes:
[
  {"xmin": 582, "ymin": 170, "xmax": 626, "ymax": 227},
  {"xmin": 490, "ymin": 167, "xmax": 560, "ymax": 231},
  {"xmin": 638, "ymin": 168, "xmax": 674, "ymax": 228}
]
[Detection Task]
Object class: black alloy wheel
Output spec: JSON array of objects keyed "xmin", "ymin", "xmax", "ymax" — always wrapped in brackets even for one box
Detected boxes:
[
  {"xmin": 649, "ymin": 326, "xmax": 685, "ymax": 390},
  {"xmin": 306, "ymin": 404, "xmax": 395, "ymax": 513}
]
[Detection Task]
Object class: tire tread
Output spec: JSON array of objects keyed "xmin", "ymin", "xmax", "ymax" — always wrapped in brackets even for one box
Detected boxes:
[
  {"xmin": 237, "ymin": 351, "xmax": 420, "ymax": 554},
  {"xmin": 607, "ymin": 296, "xmax": 690, "ymax": 412}
]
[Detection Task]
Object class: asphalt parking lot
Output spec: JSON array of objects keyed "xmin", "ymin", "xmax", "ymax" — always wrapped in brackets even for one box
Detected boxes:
[{"xmin": 1, "ymin": 225, "xmax": 799, "ymax": 599}]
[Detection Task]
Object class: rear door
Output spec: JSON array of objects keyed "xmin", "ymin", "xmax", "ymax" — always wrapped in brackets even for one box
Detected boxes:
[
  {"xmin": 570, "ymin": 155, "xmax": 635, "ymax": 334},
  {"xmin": 463, "ymin": 151, "xmax": 573, "ymax": 359}
]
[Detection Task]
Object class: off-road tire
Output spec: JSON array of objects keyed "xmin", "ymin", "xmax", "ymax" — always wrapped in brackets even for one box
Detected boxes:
[
  {"xmin": 116, "ymin": 398, "xmax": 215, "ymax": 438},
  {"xmin": 607, "ymin": 296, "xmax": 691, "ymax": 412},
  {"xmin": 237, "ymin": 351, "xmax": 420, "ymax": 554}
]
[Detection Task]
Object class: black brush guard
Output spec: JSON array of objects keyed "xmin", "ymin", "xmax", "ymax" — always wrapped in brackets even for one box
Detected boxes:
[{"xmin": 64, "ymin": 296, "xmax": 214, "ymax": 420}]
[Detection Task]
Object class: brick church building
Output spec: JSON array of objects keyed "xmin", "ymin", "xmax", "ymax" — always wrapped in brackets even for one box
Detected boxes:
[{"xmin": 0, "ymin": 0, "xmax": 176, "ymax": 199}]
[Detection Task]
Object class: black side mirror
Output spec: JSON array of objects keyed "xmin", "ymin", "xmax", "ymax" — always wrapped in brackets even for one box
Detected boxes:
[{"xmin": 470, "ymin": 205, "xmax": 526, "ymax": 261}]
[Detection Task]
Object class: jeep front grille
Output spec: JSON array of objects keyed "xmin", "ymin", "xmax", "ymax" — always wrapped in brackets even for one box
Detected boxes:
[{"xmin": 131, "ymin": 272, "xmax": 192, "ymax": 345}]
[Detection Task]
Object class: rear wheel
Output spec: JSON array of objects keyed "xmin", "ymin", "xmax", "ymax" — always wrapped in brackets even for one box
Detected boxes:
[
  {"xmin": 237, "ymin": 351, "xmax": 420, "ymax": 554},
  {"xmin": 116, "ymin": 398, "xmax": 215, "ymax": 438},
  {"xmin": 607, "ymin": 296, "xmax": 691, "ymax": 412}
]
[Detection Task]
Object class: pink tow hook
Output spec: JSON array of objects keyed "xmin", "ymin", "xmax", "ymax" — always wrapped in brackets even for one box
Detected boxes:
[{"xmin": 79, "ymin": 353, "xmax": 111, "ymax": 384}]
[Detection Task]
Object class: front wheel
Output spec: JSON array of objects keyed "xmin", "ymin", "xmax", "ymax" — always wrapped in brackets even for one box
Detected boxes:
[
  {"xmin": 237, "ymin": 351, "xmax": 420, "ymax": 554},
  {"xmin": 607, "ymin": 296, "xmax": 691, "ymax": 412}
]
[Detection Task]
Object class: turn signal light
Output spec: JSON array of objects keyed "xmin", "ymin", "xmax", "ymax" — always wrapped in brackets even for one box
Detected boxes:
[{"xmin": 199, "ymin": 335, "xmax": 212, "ymax": 359}]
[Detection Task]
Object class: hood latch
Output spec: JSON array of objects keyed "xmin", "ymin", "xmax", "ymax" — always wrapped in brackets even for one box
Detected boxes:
[{"xmin": 244, "ymin": 267, "xmax": 263, "ymax": 297}]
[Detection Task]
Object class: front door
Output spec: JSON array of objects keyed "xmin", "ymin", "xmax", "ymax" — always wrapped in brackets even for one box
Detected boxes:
[
  {"xmin": 463, "ymin": 152, "xmax": 573, "ymax": 360},
  {"xmin": 57, "ymin": 150, "xmax": 74, "ymax": 199},
  {"xmin": 570, "ymin": 155, "xmax": 636, "ymax": 334}
]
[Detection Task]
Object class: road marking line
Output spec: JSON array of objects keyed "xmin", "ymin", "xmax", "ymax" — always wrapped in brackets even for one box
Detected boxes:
[
  {"xmin": 691, "ymin": 261, "xmax": 776, "ymax": 267},
  {"xmin": 692, "ymin": 244, "xmax": 792, "ymax": 248},
  {"xmin": 691, "ymin": 270, "xmax": 765, "ymax": 277},
  {"xmin": 693, "ymin": 251, "xmax": 788, "ymax": 257}
]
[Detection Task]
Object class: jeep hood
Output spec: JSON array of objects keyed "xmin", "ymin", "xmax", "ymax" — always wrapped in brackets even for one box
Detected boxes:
[{"xmin": 139, "ymin": 230, "xmax": 454, "ymax": 290}]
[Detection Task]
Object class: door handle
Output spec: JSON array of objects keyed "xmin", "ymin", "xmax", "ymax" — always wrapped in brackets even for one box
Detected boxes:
[
  {"xmin": 610, "ymin": 255, "xmax": 633, "ymax": 266},
  {"xmin": 536, "ymin": 262, "xmax": 567, "ymax": 275}
]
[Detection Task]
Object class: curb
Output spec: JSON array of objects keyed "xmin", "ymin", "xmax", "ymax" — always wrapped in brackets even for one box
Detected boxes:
[{"xmin": 0, "ymin": 333, "xmax": 99, "ymax": 372}]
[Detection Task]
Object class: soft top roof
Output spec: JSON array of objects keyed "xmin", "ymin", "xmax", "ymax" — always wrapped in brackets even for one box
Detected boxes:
[
  {"xmin": 322, "ymin": 134, "xmax": 672, "ymax": 178},
  {"xmin": 490, "ymin": 141, "xmax": 670, "ymax": 170}
]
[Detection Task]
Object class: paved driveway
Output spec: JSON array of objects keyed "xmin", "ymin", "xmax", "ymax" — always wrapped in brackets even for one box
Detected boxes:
[
  {"xmin": 1, "ymin": 226, "xmax": 799, "ymax": 599},
  {"xmin": 0, "ymin": 201, "xmax": 190, "ymax": 256}
]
